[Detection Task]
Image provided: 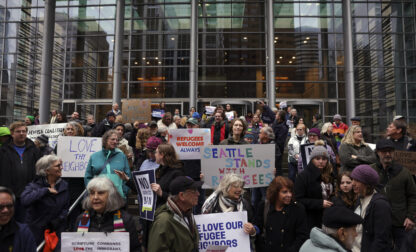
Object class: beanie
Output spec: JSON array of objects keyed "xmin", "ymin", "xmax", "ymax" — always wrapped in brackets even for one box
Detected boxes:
[{"xmin": 350, "ymin": 164, "xmax": 379, "ymax": 186}]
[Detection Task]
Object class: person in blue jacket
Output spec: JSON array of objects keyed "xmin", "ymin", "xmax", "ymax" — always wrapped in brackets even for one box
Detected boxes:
[
  {"xmin": 21, "ymin": 155, "xmax": 69, "ymax": 245},
  {"xmin": 84, "ymin": 129, "xmax": 131, "ymax": 199},
  {"xmin": 0, "ymin": 186, "xmax": 37, "ymax": 252}
]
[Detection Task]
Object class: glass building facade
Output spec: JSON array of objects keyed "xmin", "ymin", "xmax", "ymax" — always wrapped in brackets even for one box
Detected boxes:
[{"xmin": 0, "ymin": 0, "xmax": 415, "ymax": 139}]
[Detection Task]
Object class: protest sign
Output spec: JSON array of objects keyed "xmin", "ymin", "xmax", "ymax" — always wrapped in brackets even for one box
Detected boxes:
[
  {"xmin": 61, "ymin": 232, "xmax": 129, "ymax": 252},
  {"xmin": 395, "ymin": 150, "xmax": 416, "ymax": 175},
  {"xmin": 27, "ymin": 123, "xmax": 66, "ymax": 149},
  {"xmin": 225, "ymin": 111, "xmax": 234, "ymax": 121},
  {"xmin": 168, "ymin": 128, "xmax": 211, "ymax": 160},
  {"xmin": 195, "ymin": 211, "xmax": 250, "ymax": 252},
  {"xmin": 122, "ymin": 99, "xmax": 151, "ymax": 123},
  {"xmin": 201, "ymin": 144, "xmax": 275, "ymax": 188},
  {"xmin": 132, "ymin": 170, "xmax": 157, "ymax": 221},
  {"xmin": 300, "ymin": 143, "xmax": 328, "ymax": 169},
  {"xmin": 152, "ymin": 109, "xmax": 165, "ymax": 118},
  {"xmin": 57, "ymin": 136, "xmax": 102, "ymax": 177},
  {"xmin": 205, "ymin": 106, "xmax": 216, "ymax": 115},
  {"xmin": 206, "ymin": 245, "xmax": 228, "ymax": 252}
]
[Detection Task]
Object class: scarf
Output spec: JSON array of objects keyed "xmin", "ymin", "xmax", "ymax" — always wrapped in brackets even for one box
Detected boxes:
[
  {"xmin": 167, "ymin": 196, "xmax": 196, "ymax": 234},
  {"xmin": 77, "ymin": 210, "xmax": 125, "ymax": 232},
  {"xmin": 201, "ymin": 191, "xmax": 243, "ymax": 213}
]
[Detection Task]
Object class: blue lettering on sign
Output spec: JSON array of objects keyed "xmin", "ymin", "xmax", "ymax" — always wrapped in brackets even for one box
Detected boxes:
[{"xmin": 69, "ymin": 139, "xmax": 98, "ymax": 153}]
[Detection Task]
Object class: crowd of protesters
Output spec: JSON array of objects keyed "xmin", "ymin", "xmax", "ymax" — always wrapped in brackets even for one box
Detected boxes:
[{"xmin": 0, "ymin": 101, "xmax": 416, "ymax": 252}]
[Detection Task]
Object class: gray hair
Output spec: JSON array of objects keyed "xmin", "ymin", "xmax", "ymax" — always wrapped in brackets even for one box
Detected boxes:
[
  {"xmin": 102, "ymin": 129, "xmax": 118, "ymax": 148},
  {"xmin": 36, "ymin": 155, "xmax": 61, "ymax": 177},
  {"xmin": 215, "ymin": 174, "xmax": 245, "ymax": 197},
  {"xmin": 0, "ymin": 186, "xmax": 16, "ymax": 204},
  {"xmin": 82, "ymin": 177, "xmax": 125, "ymax": 212},
  {"xmin": 158, "ymin": 125, "xmax": 168, "ymax": 133},
  {"xmin": 322, "ymin": 224, "xmax": 339, "ymax": 236},
  {"xmin": 173, "ymin": 115, "xmax": 180, "ymax": 121},
  {"xmin": 261, "ymin": 126, "xmax": 275, "ymax": 140}
]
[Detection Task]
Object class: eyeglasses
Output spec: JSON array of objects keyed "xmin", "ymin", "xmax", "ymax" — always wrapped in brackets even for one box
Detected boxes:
[{"xmin": 0, "ymin": 204, "xmax": 14, "ymax": 210}]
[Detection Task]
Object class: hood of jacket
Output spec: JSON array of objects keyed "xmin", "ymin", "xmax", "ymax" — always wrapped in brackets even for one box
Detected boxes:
[{"xmin": 309, "ymin": 227, "xmax": 348, "ymax": 252}]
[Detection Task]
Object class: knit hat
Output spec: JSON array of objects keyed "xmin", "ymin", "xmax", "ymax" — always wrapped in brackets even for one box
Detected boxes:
[
  {"xmin": 308, "ymin": 128, "xmax": 321, "ymax": 138},
  {"xmin": 36, "ymin": 134, "xmax": 49, "ymax": 144},
  {"xmin": 323, "ymin": 206, "xmax": 363, "ymax": 229},
  {"xmin": 333, "ymin": 114, "xmax": 342, "ymax": 121},
  {"xmin": 145, "ymin": 136, "xmax": 162, "ymax": 150},
  {"xmin": 309, "ymin": 146, "xmax": 329, "ymax": 160},
  {"xmin": 350, "ymin": 164, "xmax": 379, "ymax": 186},
  {"xmin": 244, "ymin": 134, "xmax": 254, "ymax": 140},
  {"xmin": 0, "ymin": 127, "xmax": 11, "ymax": 137},
  {"xmin": 26, "ymin": 115, "xmax": 35, "ymax": 123}
]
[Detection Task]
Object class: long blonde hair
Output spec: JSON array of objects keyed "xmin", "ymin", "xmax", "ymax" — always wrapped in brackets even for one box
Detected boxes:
[{"xmin": 341, "ymin": 125, "xmax": 366, "ymax": 146}]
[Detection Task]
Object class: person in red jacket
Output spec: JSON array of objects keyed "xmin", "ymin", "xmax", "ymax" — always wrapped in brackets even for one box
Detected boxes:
[{"xmin": 210, "ymin": 112, "xmax": 229, "ymax": 145}]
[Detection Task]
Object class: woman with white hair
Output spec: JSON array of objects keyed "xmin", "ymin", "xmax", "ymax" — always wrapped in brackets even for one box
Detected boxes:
[
  {"xmin": 21, "ymin": 155, "xmax": 69, "ymax": 245},
  {"xmin": 202, "ymin": 174, "xmax": 257, "ymax": 236},
  {"xmin": 74, "ymin": 177, "xmax": 140, "ymax": 251}
]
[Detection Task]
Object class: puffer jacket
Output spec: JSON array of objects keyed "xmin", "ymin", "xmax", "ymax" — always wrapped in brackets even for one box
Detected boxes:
[
  {"xmin": 287, "ymin": 134, "xmax": 307, "ymax": 163},
  {"xmin": 299, "ymin": 227, "xmax": 349, "ymax": 252},
  {"xmin": 339, "ymin": 143, "xmax": 377, "ymax": 171}
]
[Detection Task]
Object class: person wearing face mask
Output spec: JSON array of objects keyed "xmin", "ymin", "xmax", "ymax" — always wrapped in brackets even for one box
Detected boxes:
[
  {"xmin": 219, "ymin": 118, "xmax": 248, "ymax": 145},
  {"xmin": 300, "ymin": 206, "xmax": 363, "ymax": 252},
  {"xmin": 255, "ymin": 176, "xmax": 308, "ymax": 252},
  {"xmin": 295, "ymin": 146, "xmax": 335, "ymax": 233},
  {"xmin": 330, "ymin": 171, "xmax": 357, "ymax": 210}
]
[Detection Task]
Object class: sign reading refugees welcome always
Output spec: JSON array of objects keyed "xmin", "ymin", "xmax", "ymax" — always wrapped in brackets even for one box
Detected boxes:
[{"xmin": 168, "ymin": 128, "xmax": 211, "ymax": 160}]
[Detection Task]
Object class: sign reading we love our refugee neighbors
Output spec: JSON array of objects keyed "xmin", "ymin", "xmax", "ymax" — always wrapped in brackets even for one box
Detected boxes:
[
  {"xmin": 168, "ymin": 128, "xmax": 211, "ymax": 160},
  {"xmin": 201, "ymin": 144, "xmax": 275, "ymax": 188}
]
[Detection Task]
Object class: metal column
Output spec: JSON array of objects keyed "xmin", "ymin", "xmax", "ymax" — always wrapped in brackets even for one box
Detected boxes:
[
  {"xmin": 266, "ymin": 0, "xmax": 276, "ymax": 108},
  {"xmin": 343, "ymin": 0, "xmax": 355, "ymax": 121},
  {"xmin": 39, "ymin": 0, "xmax": 56, "ymax": 124},
  {"xmin": 113, "ymin": 0, "xmax": 125, "ymax": 106},
  {"xmin": 189, "ymin": 0, "xmax": 198, "ymax": 109}
]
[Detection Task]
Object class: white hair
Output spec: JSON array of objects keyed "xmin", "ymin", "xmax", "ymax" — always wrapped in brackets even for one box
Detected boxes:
[
  {"xmin": 36, "ymin": 155, "xmax": 61, "ymax": 176},
  {"xmin": 215, "ymin": 174, "xmax": 245, "ymax": 197},
  {"xmin": 83, "ymin": 177, "xmax": 125, "ymax": 213}
]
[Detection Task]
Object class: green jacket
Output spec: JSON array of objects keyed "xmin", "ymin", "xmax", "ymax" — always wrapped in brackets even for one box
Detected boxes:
[
  {"xmin": 148, "ymin": 201, "xmax": 199, "ymax": 252},
  {"xmin": 371, "ymin": 162, "xmax": 416, "ymax": 227}
]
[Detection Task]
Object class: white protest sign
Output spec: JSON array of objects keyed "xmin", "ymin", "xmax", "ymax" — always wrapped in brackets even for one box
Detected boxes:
[
  {"xmin": 57, "ymin": 136, "xmax": 102, "ymax": 177},
  {"xmin": 225, "ymin": 112, "xmax": 234, "ymax": 121},
  {"xmin": 61, "ymin": 232, "xmax": 129, "ymax": 252},
  {"xmin": 137, "ymin": 173, "xmax": 153, "ymax": 211},
  {"xmin": 201, "ymin": 144, "xmax": 275, "ymax": 188},
  {"xmin": 168, "ymin": 129, "xmax": 211, "ymax": 160},
  {"xmin": 195, "ymin": 211, "xmax": 250, "ymax": 252},
  {"xmin": 27, "ymin": 123, "xmax": 67, "ymax": 149},
  {"xmin": 205, "ymin": 106, "xmax": 216, "ymax": 115}
]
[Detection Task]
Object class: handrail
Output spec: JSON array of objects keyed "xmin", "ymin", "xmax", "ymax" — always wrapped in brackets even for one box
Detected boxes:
[{"xmin": 36, "ymin": 189, "xmax": 87, "ymax": 252}]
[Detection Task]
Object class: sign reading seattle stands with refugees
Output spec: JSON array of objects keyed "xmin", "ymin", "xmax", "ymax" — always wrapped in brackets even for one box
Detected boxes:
[
  {"xmin": 195, "ymin": 211, "xmax": 250, "ymax": 252},
  {"xmin": 168, "ymin": 129, "xmax": 211, "ymax": 160},
  {"xmin": 27, "ymin": 123, "xmax": 67, "ymax": 149},
  {"xmin": 201, "ymin": 144, "xmax": 275, "ymax": 188},
  {"xmin": 57, "ymin": 136, "xmax": 102, "ymax": 177}
]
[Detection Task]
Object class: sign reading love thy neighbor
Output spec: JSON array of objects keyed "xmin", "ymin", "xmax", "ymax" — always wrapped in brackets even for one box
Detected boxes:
[
  {"xmin": 201, "ymin": 144, "xmax": 275, "ymax": 188},
  {"xmin": 57, "ymin": 136, "xmax": 102, "ymax": 177},
  {"xmin": 132, "ymin": 170, "xmax": 157, "ymax": 221},
  {"xmin": 195, "ymin": 211, "xmax": 249, "ymax": 252},
  {"xmin": 395, "ymin": 150, "xmax": 416, "ymax": 175},
  {"xmin": 122, "ymin": 99, "xmax": 151, "ymax": 123},
  {"xmin": 61, "ymin": 232, "xmax": 129, "ymax": 252},
  {"xmin": 27, "ymin": 123, "xmax": 67, "ymax": 149},
  {"xmin": 168, "ymin": 129, "xmax": 211, "ymax": 160}
]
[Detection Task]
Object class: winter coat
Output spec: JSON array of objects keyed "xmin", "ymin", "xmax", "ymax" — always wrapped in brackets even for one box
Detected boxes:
[
  {"xmin": 387, "ymin": 135, "xmax": 416, "ymax": 151},
  {"xmin": 84, "ymin": 148, "xmax": 131, "ymax": 198},
  {"xmin": 371, "ymin": 162, "xmax": 416, "ymax": 227},
  {"xmin": 287, "ymin": 134, "xmax": 307, "ymax": 163},
  {"xmin": 210, "ymin": 120, "xmax": 229, "ymax": 145},
  {"xmin": 39, "ymin": 145, "xmax": 54, "ymax": 156},
  {"xmin": 332, "ymin": 122, "xmax": 348, "ymax": 135},
  {"xmin": 295, "ymin": 162, "xmax": 334, "ymax": 232},
  {"xmin": 311, "ymin": 119, "xmax": 324, "ymax": 131},
  {"xmin": 299, "ymin": 227, "xmax": 349, "ymax": 252},
  {"xmin": 0, "ymin": 220, "xmax": 37, "ymax": 252},
  {"xmin": 255, "ymin": 201, "xmax": 308, "ymax": 252},
  {"xmin": 92, "ymin": 118, "xmax": 113, "ymax": 137},
  {"xmin": 182, "ymin": 159, "xmax": 201, "ymax": 180},
  {"xmin": 272, "ymin": 120, "xmax": 289, "ymax": 157},
  {"xmin": 355, "ymin": 193, "xmax": 392, "ymax": 252},
  {"xmin": 155, "ymin": 164, "xmax": 184, "ymax": 208},
  {"xmin": 157, "ymin": 119, "xmax": 177, "ymax": 130},
  {"xmin": 73, "ymin": 210, "xmax": 140, "ymax": 252},
  {"xmin": 247, "ymin": 122, "xmax": 263, "ymax": 143},
  {"xmin": 322, "ymin": 133, "xmax": 339, "ymax": 154},
  {"xmin": 261, "ymin": 105, "xmax": 276, "ymax": 125},
  {"xmin": 148, "ymin": 202, "xmax": 199, "ymax": 252},
  {"xmin": 339, "ymin": 143, "xmax": 377, "ymax": 171},
  {"xmin": 219, "ymin": 136, "xmax": 248, "ymax": 145},
  {"xmin": 20, "ymin": 176, "xmax": 69, "ymax": 244},
  {"xmin": 0, "ymin": 138, "xmax": 41, "ymax": 197}
]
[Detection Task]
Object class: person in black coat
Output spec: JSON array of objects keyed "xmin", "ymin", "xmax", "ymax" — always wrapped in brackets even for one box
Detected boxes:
[
  {"xmin": 295, "ymin": 146, "xmax": 335, "ymax": 233},
  {"xmin": 92, "ymin": 111, "xmax": 116, "ymax": 137},
  {"xmin": 255, "ymin": 176, "xmax": 308, "ymax": 252},
  {"xmin": 330, "ymin": 171, "xmax": 357, "ymax": 210},
  {"xmin": 20, "ymin": 155, "xmax": 69, "ymax": 245},
  {"xmin": 272, "ymin": 110, "xmax": 289, "ymax": 176},
  {"xmin": 350, "ymin": 164, "xmax": 392, "ymax": 252}
]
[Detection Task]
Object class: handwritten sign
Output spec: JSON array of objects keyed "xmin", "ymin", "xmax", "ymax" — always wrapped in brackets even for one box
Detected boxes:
[
  {"xmin": 205, "ymin": 106, "xmax": 216, "ymax": 115},
  {"xmin": 57, "ymin": 136, "xmax": 102, "ymax": 177},
  {"xmin": 395, "ymin": 150, "xmax": 416, "ymax": 175},
  {"xmin": 61, "ymin": 232, "xmax": 129, "ymax": 252},
  {"xmin": 201, "ymin": 144, "xmax": 275, "ymax": 188},
  {"xmin": 225, "ymin": 112, "xmax": 234, "ymax": 121},
  {"xmin": 27, "ymin": 123, "xmax": 67, "ymax": 149},
  {"xmin": 195, "ymin": 211, "xmax": 250, "ymax": 252},
  {"xmin": 132, "ymin": 170, "xmax": 157, "ymax": 221},
  {"xmin": 168, "ymin": 129, "xmax": 211, "ymax": 160},
  {"xmin": 122, "ymin": 99, "xmax": 151, "ymax": 123}
]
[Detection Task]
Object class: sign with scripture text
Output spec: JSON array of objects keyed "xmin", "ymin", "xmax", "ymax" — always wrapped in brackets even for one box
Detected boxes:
[
  {"xmin": 168, "ymin": 129, "xmax": 211, "ymax": 160},
  {"xmin": 61, "ymin": 232, "xmax": 129, "ymax": 252},
  {"xmin": 201, "ymin": 144, "xmax": 275, "ymax": 188},
  {"xmin": 27, "ymin": 123, "xmax": 67, "ymax": 149},
  {"xmin": 57, "ymin": 136, "xmax": 102, "ymax": 177}
]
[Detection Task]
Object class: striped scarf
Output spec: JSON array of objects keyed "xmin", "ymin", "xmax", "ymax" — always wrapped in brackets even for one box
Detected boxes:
[{"xmin": 77, "ymin": 210, "xmax": 126, "ymax": 232}]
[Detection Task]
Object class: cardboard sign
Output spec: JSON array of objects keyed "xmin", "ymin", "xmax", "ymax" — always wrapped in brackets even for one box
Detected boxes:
[
  {"xmin": 205, "ymin": 106, "xmax": 216, "ymax": 115},
  {"xmin": 122, "ymin": 99, "xmax": 151, "ymax": 123},
  {"xmin": 132, "ymin": 170, "xmax": 157, "ymax": 221},
  {"xmin": 61, "ymin": 232, "xmax": 129, "ymax": 252},
  {"xmin": 195, "ymin": 211, "xmax": 250, "ymax": 252},
  {"xmin": 27, "ymin": 123, "xmax": 67, "ymax": 149},
  {"xmin": 57, "ymin": 136, "xmax": 102, "ymax": 177},
  {"xmin": 225, "ymin": 112, "xmax": 234, "ymax": 121},
  {"xmin": 300, "ymin": 143, "xmax": 327, "ymax": 169},
  {"xmin": 201, "ymin": 144, "xmax": 275, "ymax": 188},
  {"xmin": 168, "ymin": 129, "xmax": 211, "ymax": 160},
  {"xmin": 395, "ymin": 150, "xmax": 416, "ymax": 175}
]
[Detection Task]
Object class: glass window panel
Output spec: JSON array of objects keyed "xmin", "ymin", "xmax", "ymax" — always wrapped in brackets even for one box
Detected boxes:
[
  {"xmin": 131, "ymin": 67, "xmax": 189, "ymax": 82},
  {"xmin": 368, "ymin": 3, "xmax": 381, "ymax": 17},
  {"xmin": 86, "ymin": 6, "xmax": 100, "ymax": 19},
  {"xmin": 100, "ymin": 6, "xmax": 116, "ymax": 19},
  {"xmin": 198, "ymin": 82, "xmax": 266, "ymax": 98},
  {"xmin": 201, "ymin": 3, "xmax": 231, "ymax": 16},
  {"xmin": 274, "ymin": 3, "xmax": 297, "ymax": 17},
  {"xmin": 198, "ymin": 66, "xmax": 265, "ymax": 81},
  {"xmin": 164, "ymin": 18, "xmax": 190, "ymax": 30},
  {"xmin": 199, "ymin": 33, "xmax": 264, "ymax": 49},
  {"xmin": 354, "ymin": 18, "xmax": 368, "ymax": 33},
  {"xmin": 164, "ymin": 4, "xmax": 190, "ymax": 17},
  {"xmin": 405, "ymin": 33, "xmax": 416, "ymax": 50},
  {"xmin": 334, "ymin": 3, "xmax": 342, "ymax": 16},
  {"xmin": 129, "ymin": 82, "xmax": 189, "ymax": 98},
  {"xmin": 276, "ymin": 66, "xmax": 336, "ymax": 82},
  {"xmin": 99, "ymin": 20, "xmax": 115, "ymax": 33},
  {"xmin": 198, "ymin": 50, "xmax": 265, "ymax": 65},
  {"xmin": 404, "ymin": 3, "xmax": 414, "ymax": 17},
  {"xmin": 300, "ymin": 18, "xmax": 333, "ymax": 32},
  {"xmin": 352, "ymin": 3, "xmax": 367, "ymax": 17},
  {"xmin": 300, "ymin": 2, "xmax": 332, "ymax": 16},
  {"xmin": 275, "ymin": 82, "xmax": 334, "ymax": 99},
  {"xmin": 275, "ymin": 17, "xmax": 298, "ymax": 30}
]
